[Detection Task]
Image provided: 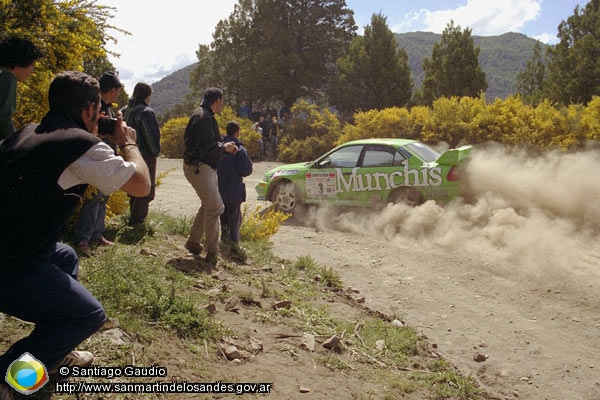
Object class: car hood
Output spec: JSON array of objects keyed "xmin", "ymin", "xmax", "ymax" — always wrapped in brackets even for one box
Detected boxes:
[{"xmin": 265, "ymin": 161, "xmax": 312, "ymax": 180}]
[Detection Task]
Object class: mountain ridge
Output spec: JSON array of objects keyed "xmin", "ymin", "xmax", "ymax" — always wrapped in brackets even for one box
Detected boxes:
[{"xmin": 150, "ymin": 31, "xmax": 539, "ymax": 115}]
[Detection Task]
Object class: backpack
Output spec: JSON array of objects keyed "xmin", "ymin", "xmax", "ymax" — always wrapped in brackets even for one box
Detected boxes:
[{"xmin": 123, "ymin": 105, "xmax": 160, "ymax": 156}]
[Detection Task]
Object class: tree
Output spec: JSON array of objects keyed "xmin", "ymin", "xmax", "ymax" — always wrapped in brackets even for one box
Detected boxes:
[
  {"xmin": 191, "ymin": 0, "xmax": 356, "ymax": 110},
  {"xmin": 421, "ymin": 21, "xmax": 487, "ymax": 104},
  {"xmin": 545, "ymin": 0, "xmax": 600, "ymax": 105},
  {"xmin": 516, "ymin": 41, "xmax": 548, "ymax": 105},
  {"xmin": 0, "ymin": 0, "xmax": 124, "ymax": 127},
  {"xmin": 328, "ymin": 13, "xmax": 412, "ymax": 116}
]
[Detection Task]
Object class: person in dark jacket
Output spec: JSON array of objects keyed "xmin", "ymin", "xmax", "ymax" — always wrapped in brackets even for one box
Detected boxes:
[
  {"xmin": 121, "ymin": 82, "xmax": 161, "ymax": 226},
  {"xmin": 217, "ymin": 121, "xmax": 253, "ymax": 259},
  {"xmin": 0, "ymin": 71, "xmax": 150, "ymax": 394},
  {"xmin": 183, "ymin": 87, "xmax": 237, "ymax": 265},
  {"xmin": 0, "ymin": 36, "xmax": 43, "ymax": 140}
]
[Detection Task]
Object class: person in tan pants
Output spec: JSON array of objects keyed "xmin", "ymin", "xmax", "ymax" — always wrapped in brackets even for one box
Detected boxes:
[{"xmin": 182, "ymin": 88, "xmax": 237, "ymax": 265}]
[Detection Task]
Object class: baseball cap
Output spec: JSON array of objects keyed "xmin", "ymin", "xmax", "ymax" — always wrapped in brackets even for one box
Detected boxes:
[{"xmin": 99, "ymin": 71, "xmax": 123, "ymax": 90}]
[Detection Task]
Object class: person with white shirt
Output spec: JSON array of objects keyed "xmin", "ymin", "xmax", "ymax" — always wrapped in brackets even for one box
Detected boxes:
[{"xmin": 0, "ymin": 71, "xmax": 150, "ymax": 392}]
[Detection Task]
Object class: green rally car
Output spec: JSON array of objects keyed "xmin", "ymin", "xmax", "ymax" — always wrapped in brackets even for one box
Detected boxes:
[{"xmin": 256, "ymin": 138, "xmax": 472, "ymax": 212}]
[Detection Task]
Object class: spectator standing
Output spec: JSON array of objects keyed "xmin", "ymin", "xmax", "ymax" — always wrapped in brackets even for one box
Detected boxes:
[
  {"xmin": 72, "ymin": 71, "xmax": 123, "ymax": 255},
  {"xmin": 239, "ymin": 101, "xmax": 251, "ymax": 120},
  {"xmin": 258, "ymin": 115, "xmax": 270, "ymax": 157},
  {"xmin": 0, "ymin": 36, "xmax": 43, "ymax": 140},
  {"xmin": 268, "ymin": 116, "xmax": 280, "ymax": 158},
  {"xmin": 121, "ymin": 83, "xmax": 161, "ymax": 226},
  {"xmin": 217, "ymin": 121, "xmax": 253, "ymax": 260},
  {"xmin": 0, "ymin": 71, "xmax": 150, "ymax": 395},
  {"xmin": 183, "ymin": 88, "xmax": 237, "ymax": 266},
  {"xmin": 251, "ymin": 119, "xmax": 264, "ymax": 159}
]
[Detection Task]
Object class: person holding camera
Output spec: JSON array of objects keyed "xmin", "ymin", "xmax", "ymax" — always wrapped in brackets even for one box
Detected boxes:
[
  {"xmin": 121, "ymin": 82, "xmax": 161, "ymax": 226},
  {"xmin": 72, "ymin": 71, "xmax": 123, "ymax": 256},
  {"xmin": 0, "ymin": 71, "xmax": 150, "ymax": 388}
]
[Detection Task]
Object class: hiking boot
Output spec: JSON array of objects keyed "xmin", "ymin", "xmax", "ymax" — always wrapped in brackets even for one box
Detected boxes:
[
  {"xmin": 205, "ymin": 252, "xmax": 218, "ymax": 266},
  {"xmin": 185, "ymin": 241, "xmax": 204, "ymax": 255},
  {"xmin": 48, "ymin": 351, "xmax": 94, "ymax": 376},
  {"xmin": 231, "ymin": 245, "xmax": 247, "ymax": 262},
  {"xmin": 0, "ymin": 383, "xmax": 14, "ymax": 400}
]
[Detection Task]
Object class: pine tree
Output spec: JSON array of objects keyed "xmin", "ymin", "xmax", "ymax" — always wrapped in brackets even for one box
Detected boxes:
[
  {"xmin": 516, "ymin": 41, "xmax": 547, "ymax": 105},
  {"xmin": 328, "ymin": 13, "xmax": 412, "ymax": 115},
  {"xmin": 196, "ymin": 0, "xmax": 356, "ymax": 110},
  {"xmin": 421, "ymin": 21, "xmax": 487, "ymax": 105},
  {"xmin": 545, "ymin": 0, "xmax": 600, "ymax": 105}
]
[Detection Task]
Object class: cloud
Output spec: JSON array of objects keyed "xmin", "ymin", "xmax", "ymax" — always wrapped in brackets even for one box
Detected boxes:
[
  {"xmin": 421, "ymin": 0, "xmax": 541, "ymax": 35},
  {"xmin": 533, "ymin": 32, "xmax": 559, "ymax": 44},
  {"xmin": 103, "ymin": 0, "xmax": 237, "ymax": 93}
]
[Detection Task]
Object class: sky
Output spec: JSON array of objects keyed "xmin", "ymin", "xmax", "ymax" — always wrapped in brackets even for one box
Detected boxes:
[{"xmin": 100, "ymin": 0, "xmax": 588, "ymax": 94}]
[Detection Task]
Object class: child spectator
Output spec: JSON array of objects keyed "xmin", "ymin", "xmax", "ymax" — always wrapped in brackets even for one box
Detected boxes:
[{"xmin": 217, "ymin": 121, "xmax": 253, "ymax": 260}]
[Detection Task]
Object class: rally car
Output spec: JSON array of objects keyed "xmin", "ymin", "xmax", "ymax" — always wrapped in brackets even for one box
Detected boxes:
[{"xmin": 256, "ymin": 138, "xmax": 471, "ymax": 212}]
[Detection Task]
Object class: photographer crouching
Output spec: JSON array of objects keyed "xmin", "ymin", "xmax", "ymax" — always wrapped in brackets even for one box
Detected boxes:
[{"xmin": 0, "ymin": 71, "xmax": 150, "ymax": 395}]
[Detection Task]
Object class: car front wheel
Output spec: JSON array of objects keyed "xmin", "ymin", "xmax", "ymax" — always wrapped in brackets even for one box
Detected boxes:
[{"xmin": 271, "ymin": 181, "xmax": 300, "ymax": 212}]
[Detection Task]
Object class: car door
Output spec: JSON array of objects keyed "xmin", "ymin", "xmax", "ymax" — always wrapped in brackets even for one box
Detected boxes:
[
  {"xmin": 306, "ymin": 145, "xmax": 363, "ymax": 206},
  {"xmin": 355, "ymin": 145, "xmax": 409, "ymax": 207}
]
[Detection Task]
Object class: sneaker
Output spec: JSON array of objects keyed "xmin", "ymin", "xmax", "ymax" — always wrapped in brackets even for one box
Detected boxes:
[
  {"xmin": 75, "ymin": 243, "xmax": 91, "ymax": 258},
  {"xmin": 0, "ymin": 384, "xmax": 14, "ymax": 400},
  {"xmin": 185, "ymin": 241, "xmax": 204, "ymax": 255},
  {"xmin": 48, "ymin": 351, "xmax": 94, "ymax": 376},
  {"xmin": 97, "ymin": 236, "xmax": 115, "ymax": 247}
]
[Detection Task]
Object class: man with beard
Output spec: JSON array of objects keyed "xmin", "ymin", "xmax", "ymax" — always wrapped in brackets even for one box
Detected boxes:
[{"xmin": 0, "ymin": 71, "xmax": 150, "ymax": 397}]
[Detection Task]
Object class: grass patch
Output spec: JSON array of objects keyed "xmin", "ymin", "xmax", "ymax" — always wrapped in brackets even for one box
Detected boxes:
[
  {"xmin": 1, "ymin": 210, "xmax": 488, "ymax": 400},
  {"xmin": 82, "ymin": 228, "xmax": 225, "ymax": 341}
]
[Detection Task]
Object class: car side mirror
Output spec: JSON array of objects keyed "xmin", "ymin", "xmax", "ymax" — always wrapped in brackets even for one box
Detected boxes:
[{"xmin": 318, "ymin": 158, "xmax": 331, "ymax": 168}]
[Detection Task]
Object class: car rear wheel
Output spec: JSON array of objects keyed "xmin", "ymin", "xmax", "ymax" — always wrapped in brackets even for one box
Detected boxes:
[
  {"xmin": 271, "ymin": 182, "xmax": 300, "ymax": 212},
  {"xmin": 388, "ymin": 187, "xmax": 423, "ymax": 206}
]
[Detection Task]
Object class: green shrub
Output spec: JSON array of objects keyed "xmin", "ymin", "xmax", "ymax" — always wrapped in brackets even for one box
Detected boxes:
[{"xmin": 278, "ymin": 100, "xmax": 341, "ymax": 163}]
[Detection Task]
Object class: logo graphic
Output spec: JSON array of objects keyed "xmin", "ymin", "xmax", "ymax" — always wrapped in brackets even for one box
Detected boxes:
[{"xmin": 5, "ymin": 352, "xmax": 49, "ymax": 395}]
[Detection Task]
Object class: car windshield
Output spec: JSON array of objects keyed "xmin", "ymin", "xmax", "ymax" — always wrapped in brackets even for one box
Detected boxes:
[{"xmin": 404, "ymin": 142, "xmax": 440, "ymax": 163}]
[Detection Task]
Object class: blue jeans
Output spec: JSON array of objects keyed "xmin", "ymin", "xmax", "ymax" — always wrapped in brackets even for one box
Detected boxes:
[
  {"xmin": 73, "ymin": 190, "xmax": 108, "ymax": 244},
  {"xmin": 0, "ymin": 243, "xmax": 106, "ymax": 373}
]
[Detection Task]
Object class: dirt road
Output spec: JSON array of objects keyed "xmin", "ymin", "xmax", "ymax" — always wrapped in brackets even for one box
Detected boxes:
[{"xmin": 154, "ymin": 156, "xmax": 600, "ymax": 400}]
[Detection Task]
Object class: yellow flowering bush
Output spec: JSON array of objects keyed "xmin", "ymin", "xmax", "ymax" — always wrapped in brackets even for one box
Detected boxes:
[
  {"xmin": 160, "ymin": 117, "xmax": 188, "ymax": 158},
  {"xmin": 106, "ymin": 190, "xmax": 129, "ymax": 220},
  {"xmin": 240, "ymin": 205, "xmax": 290, "ymax": 242}
]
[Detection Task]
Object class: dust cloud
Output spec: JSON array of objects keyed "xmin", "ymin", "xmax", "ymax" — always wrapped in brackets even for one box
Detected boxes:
[{"xmin": 303, "ymin": 144, "xmax": 600, "ymax": 278}]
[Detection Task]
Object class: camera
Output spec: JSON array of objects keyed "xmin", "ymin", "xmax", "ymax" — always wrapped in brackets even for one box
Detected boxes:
[{"xmin": 97, "ymin": 117, "xmax": 118, "ymax": 135}]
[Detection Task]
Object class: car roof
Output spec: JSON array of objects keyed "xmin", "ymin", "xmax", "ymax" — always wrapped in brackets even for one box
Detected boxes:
[{"xmin": 342, "ymin": 138, "xmax": 418, "ymax": 147}]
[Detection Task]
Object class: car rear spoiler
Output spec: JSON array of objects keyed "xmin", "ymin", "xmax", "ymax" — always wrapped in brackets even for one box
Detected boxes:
[{"xmin": 435, "ymin": 145, "xmax": 472, "ymax": 165}]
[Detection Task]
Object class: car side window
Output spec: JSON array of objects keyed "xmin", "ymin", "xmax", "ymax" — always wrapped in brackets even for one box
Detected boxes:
[
  {"xmin": 322, "ymin": 145, "xmax": 363, "ymax": 168},
  {"xmin": 361, "ymin": 145, "xmax": 405, "ymax": 167}
]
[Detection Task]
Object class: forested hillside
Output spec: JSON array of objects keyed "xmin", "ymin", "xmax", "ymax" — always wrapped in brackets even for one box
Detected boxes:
[
  {"xmin": 396, "ymin": 31, "xmax": 539, "ymax": 100},
  {"xmin": 151, "ymin": 32, "xmax": 539, "ymax": 115},
  {"xmin": 149, "ymin": 63, "xmax": 197, "ymax": 115}
]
